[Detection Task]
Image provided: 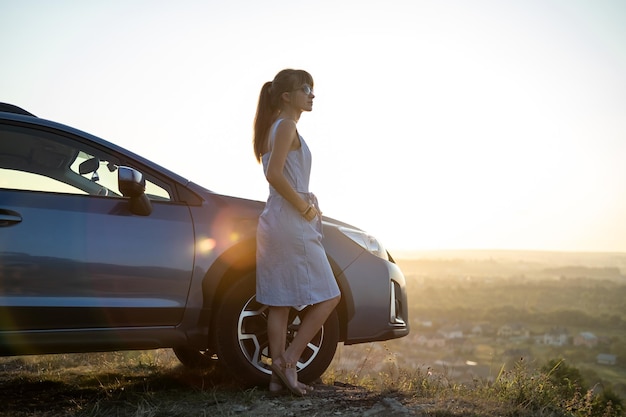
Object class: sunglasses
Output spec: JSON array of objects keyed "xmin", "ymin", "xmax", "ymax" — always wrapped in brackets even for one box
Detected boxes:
[{"xmin": 295, "ymin": 84, "xmax": 314, "ymax": 95}]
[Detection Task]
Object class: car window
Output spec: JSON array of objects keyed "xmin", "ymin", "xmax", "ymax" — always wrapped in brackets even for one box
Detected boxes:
[
  {"xmin": 0, "ymin": 168, "xmax": 88, "ymax": 194},
  {"xmin": 0, "ymin": 123, "xmax": 171, "ymax": 200},
  {"xmin": 70, "ymin": 150, "xmax": 118, "ymax": 195}
]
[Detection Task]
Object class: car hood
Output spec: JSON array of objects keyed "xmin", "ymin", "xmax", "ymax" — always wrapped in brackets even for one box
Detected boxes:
[{"xmin": 187, "ymin": 181, "xmax": 362, "ymax": 232}]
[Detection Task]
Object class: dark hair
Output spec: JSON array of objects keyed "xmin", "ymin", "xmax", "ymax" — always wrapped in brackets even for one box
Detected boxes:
[{"xmin": 253, "ymin": 69, "xmax": 314, "ymax": 162}]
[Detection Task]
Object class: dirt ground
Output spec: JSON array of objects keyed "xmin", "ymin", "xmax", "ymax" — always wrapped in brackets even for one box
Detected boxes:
[
  {"xmin": 206, "ymin": 382, "xmax": 436, "ymax": 416},
  {"xmin": 0, "ymin": 352, "xmax": 493, "ymax": 417},
  {"xmin": 0, "ymin": 354, "xmax": 448, "ymax": 417},
  {"xmin": 0, "ymin": 377, "xmax": 451, "ymax": 417}
]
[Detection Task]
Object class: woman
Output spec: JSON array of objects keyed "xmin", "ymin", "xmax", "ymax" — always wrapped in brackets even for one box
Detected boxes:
[{"xmin": 253, "ymin": 69, "xmax": 341, "ymax": 396}]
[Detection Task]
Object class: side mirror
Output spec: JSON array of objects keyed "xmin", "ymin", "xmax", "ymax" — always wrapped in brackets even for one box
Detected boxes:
[{"xmin": 118, "ymin": 166, "xmax": 152, "ymax": 216}]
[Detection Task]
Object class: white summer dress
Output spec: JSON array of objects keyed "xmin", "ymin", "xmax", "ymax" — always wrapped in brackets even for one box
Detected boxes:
[{"xmin": 256, "ymin": 120, "xmax": 341, "ymax": 307}]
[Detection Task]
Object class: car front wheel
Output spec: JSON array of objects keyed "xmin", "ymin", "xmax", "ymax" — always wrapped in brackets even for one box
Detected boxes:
[{"xmin": 214, "ymin": 271, "xmax": 339, "ymax": 386}]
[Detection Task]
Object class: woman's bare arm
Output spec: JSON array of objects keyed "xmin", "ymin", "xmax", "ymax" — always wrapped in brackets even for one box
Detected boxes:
[{"xmin": 265, "ymin": 120, "xmax": 318, "ymax": 220}]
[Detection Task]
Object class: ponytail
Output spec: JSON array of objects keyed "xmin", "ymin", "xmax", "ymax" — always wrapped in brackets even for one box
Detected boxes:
[{"xmin": 253, "ymin": 81, "xmax": 276, "ymax": 162}]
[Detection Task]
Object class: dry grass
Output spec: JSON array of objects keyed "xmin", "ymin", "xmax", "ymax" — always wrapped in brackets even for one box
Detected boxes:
[
  {"xmin": 0, "ymin": 350, "xmax": 244, "ymax": 417},
  {"xmin": 327, "ymin": 343, "xmax": 624, "ymax": 417},
  {"xmin": 0, "ymin": 348, "xmax": 623, "ymax": 416}
]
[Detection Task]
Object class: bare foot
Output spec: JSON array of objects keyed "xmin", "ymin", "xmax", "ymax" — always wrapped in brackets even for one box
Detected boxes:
[
  {"xmin": 270, "ymin": 357, "xmax": 306, "ymax": 396},
  {"xmin": 270, "ymin": 373, "xmax": 313, "ymax": 394}
]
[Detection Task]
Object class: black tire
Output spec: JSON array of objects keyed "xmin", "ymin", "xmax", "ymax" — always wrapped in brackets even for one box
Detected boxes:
[
  {"xmin": 172, "ymin": 346, "xmax": 216, "ymax": 369},
  {"xmin": 214, "ymin": 271, "xmax": 339, "ymax": 386}
]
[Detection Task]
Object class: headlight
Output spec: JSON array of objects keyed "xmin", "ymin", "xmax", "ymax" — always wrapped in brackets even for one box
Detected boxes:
[{"xmin": 339, "ymin": 227, "xmax": 387, "ymax": 259}]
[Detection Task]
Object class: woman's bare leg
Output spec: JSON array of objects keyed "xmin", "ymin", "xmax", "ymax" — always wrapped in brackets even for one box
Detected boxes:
[
  {"xmin": 267, "ymin": 306, "xmax": 289, "ymax": 360},
  {"xmin": 267, "ymin": 306, "xmax": 304, "ymax": 393},
  {"xmin": 281, "ymin": 295, "xmax": 340, "ymax": 367},
  {"xmin": 267, "ymin": 296, "xmax": 340, "ymax": 393}
]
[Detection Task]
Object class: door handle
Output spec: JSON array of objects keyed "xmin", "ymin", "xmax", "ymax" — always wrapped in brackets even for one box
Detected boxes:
[{"xmin": 0, "ymin": 209, "xmax": 22, "ymax": 227}]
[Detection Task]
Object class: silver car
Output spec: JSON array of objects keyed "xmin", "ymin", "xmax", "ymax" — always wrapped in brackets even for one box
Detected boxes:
[{"xmin": 0, "ymin": 103, "xmax": 409, "ymax": 385}]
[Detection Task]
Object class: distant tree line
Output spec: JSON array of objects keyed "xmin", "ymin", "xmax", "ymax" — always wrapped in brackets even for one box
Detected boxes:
[{"xmin": 409, "ymin": 277, "xmax": 626, "ymax": 329}]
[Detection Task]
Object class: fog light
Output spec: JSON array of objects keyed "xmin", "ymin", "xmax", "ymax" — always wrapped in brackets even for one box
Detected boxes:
[{"xmin": 390, "ymin": 280, "xmax": 406, "ymax": 326}]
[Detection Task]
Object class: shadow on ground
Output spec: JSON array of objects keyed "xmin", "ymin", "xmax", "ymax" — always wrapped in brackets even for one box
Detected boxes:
[{"xmin": 0, "ymin": 355, "xmax": 241, "ymax": 416}]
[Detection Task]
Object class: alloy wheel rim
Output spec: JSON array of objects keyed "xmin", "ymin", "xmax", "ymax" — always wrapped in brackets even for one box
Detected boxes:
[{"xmin": 237, "ymin": 295, "xmax": 325, "ymax": 374}]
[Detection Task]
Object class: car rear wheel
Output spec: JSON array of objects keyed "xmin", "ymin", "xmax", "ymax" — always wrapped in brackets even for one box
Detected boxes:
[
  {"xmin": 172, "ymin": 346, "xmax": 216, "ymax": 369},
  {"xmin": 214, "ymin": 271, "xmax": 339, "ymax": 386}
]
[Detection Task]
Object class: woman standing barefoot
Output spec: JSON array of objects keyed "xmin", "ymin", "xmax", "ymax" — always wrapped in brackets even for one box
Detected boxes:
[{"xmin": 253, "ymin": 69, "xmax": 341, "ymax": 396}]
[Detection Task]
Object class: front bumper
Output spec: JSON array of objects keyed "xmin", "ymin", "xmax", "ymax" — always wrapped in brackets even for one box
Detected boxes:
[{"xmin": 338, "ymin": 251, "xmax": 410, "ymax": 345}]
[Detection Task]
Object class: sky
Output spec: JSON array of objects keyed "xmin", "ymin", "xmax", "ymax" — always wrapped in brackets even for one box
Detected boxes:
[{"xmin": 2, "ymin": 0, "xmax": 625, "ymax": 253}]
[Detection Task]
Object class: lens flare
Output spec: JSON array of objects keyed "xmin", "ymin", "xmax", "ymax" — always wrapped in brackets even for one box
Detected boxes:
[{"xmin": 198, "ymin": 238, "xmax": 217, "ymax": 254}]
